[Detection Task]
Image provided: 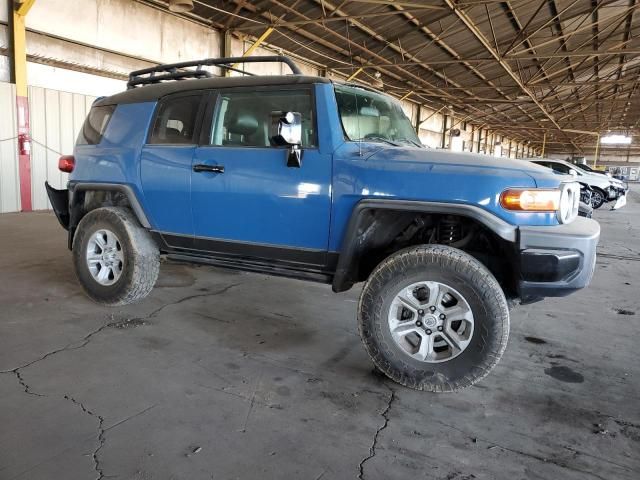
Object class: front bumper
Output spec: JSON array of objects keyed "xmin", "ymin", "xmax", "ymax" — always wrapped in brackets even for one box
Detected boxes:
[
  {"xmin": 607, "ymin": 185, "xmax": 628, "ymax": 200},
  {"xmin": 517, "ymin": 217, "xmax": 600, "ymax": 303}
]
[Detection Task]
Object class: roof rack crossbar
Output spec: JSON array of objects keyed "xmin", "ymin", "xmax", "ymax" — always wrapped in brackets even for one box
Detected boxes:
[{"xmin": 127, "ymin": 55, "xmax": 301, "ymax": 89}]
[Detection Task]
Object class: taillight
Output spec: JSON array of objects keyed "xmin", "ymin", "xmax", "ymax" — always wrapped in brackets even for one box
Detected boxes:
[{"xmin": 58, "ymin": 155, "xmax": 75, "ymax": 173}]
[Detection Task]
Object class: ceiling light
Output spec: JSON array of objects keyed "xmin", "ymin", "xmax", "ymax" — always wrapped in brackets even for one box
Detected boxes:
[{"xmin": 600, "ymin": 134, "xmax": 632, "ymax": 145}]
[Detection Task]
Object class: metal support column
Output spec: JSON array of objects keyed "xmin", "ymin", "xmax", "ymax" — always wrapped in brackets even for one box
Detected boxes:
[
  {"xmin": 441, "ymin": 114, "xmax": 448, "ymax": 149},
  {"xmin": 9, "ymin": 0, "xmax": 36, "ymax": 212},
  {"xmin": 593, "ymin": 134, "xmax": 601, "ymax": 167},
  {"xmin": 221, "ymin": 30, "xmax": 232, "ymax": 76}
]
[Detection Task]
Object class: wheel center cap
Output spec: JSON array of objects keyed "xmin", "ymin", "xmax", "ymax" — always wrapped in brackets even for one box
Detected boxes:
[{"xmin": 424, "ymin": 315, "xmax": 438, "ymax": 328}]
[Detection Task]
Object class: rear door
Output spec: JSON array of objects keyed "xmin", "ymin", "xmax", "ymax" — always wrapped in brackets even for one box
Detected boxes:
[
  {"xmin": 190, "ymin": 86, "xmax": 332, "ymax": 266},
  {"xmin": 140, "ymin": 92, "xmax": 204, "ymax": 246}
]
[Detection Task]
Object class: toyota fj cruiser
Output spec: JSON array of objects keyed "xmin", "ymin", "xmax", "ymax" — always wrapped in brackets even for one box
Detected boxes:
[{"xmin": 46, "ymin": 56, "xmax": 600, "ymax": 392}]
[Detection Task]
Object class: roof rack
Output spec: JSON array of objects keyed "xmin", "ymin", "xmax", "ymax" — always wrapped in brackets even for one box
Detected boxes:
[{"xmin": 127, "ymin": 55, "xmax": 302, "ymax": 89}]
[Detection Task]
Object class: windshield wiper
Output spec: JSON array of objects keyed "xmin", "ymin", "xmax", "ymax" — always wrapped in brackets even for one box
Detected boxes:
[{"xmin": 396, "ymin": 138, "xmax": 423, "ymax": 148}]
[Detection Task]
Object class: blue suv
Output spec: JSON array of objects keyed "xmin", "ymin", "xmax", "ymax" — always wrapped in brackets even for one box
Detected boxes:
[{"xmin": 46, "ymin": 56, "xmax": 599, "ymax": 392}]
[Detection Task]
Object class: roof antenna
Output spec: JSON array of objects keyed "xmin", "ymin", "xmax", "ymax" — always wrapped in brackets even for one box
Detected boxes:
[{"xmin": 344, "ymin": 19, "xmax": 362, "ymax": 157}]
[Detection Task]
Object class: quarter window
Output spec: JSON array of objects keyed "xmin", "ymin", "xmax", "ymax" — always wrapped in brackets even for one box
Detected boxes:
[
  {"xmin": 77, "ymin": 105, "xmax": 115, "ymax": 145},
  {"xmin": 210, "ymin": 90, "xmax": 315, "ymax": 148},
  {"xmin": 149, "ymin": 95, "xmax": 201, "ymax": 145}
]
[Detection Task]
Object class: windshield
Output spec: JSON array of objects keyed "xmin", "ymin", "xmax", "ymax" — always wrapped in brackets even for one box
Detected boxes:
[{"xmin": 334, "ymin": 85, "xmax": 422, "ymax": 147}]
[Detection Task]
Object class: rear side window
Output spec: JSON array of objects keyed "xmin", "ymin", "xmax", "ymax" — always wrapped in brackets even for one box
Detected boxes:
[
  {"xmin": 149, "ymin": 95, "xmax": 201, "ymax": 145},
  {"xmin": 77, "ymin": 105, "xmax": 115, "ymax": 145}
]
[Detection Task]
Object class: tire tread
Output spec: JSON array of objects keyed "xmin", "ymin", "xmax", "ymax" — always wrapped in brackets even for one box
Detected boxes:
[{"xmin": 357, "ymin": 244, "xmax": 510, "ymax": 392}]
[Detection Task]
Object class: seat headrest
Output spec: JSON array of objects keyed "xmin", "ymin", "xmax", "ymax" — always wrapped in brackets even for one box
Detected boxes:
[{"xmin": 228, "ymin": 114, "xmax": 259, "ymax": 136}]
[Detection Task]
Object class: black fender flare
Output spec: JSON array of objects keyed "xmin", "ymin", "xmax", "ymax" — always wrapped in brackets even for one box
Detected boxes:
[
  {"xmin": 67, "ymin": 182, "xmax": 152, "ymax": 249},
  {"xmin": 331, "ymin": 199, "xmax": 517, "ymax": 293},
  {"xmin": 69, "ymin": 182, "xmax": 151, "ymax": 228}
]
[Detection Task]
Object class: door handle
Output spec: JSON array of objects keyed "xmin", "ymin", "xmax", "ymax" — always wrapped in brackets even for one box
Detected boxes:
[{"xmin": 193, "ymin": 164, "xmax": 224, "ymax": 174}]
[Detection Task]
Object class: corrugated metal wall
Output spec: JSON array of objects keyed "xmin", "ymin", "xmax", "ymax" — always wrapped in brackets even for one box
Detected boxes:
[
  {"xmin": 29, "ymin": 86, "xmax": 95, "ymax": 210},
  {"xmin": 0, "ymin": 81, "xmax": 95, "ymax": 213},
  {"xmin": 0, "ymin": 82, "xmax": 20, "ymax": 213}
]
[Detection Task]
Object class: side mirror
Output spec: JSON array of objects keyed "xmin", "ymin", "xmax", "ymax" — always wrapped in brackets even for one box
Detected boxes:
[
  {"xmin": 270, "ymin": 111, "xmax": 303, "ymax": 168},
  {"xmin": 569, "ymin": 169, "xmax": 578, "ymax": 176}
]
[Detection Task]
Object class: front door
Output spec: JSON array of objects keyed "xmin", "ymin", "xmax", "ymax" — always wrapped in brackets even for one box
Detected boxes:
[{"xmin": 191, "ymin": 86, "xmax": 332, "ymax": 267}]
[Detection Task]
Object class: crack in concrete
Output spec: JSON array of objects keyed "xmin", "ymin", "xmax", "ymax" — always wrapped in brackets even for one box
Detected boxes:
[
  {"xmin": 64, "ymin": 395, "xmax": 106, "ymax": 480},
  {"xmin": 1, "ymin": 317, "xmax": 120, "ymax": 376},
  {"xmin": 431, "ymin": 417, "xmax": 629, "ymax": 480},
  {"xmin": 1, "ymin": 282, "xmax": 243, "ymax": 379},
  {"xmin": 486, "ymin": 443, "xmax": 611, "ymax": 480},
  {"xmin": 14, "ymin": 370, "xmax": 44, "ymax": 397},
  {"xmin": 357, "ymin": 383, "xmax": 395, "ymax": 480},
  {"xmin": 1, "ymin": 318, "xmax": 120, "ymax": 404},
  {"xmin": 0, "ymin": 283, "xmax": 240, "ymax": 479},
  {"xmin": 141, "ymin": 282, "xmax": 242, "ymax": 321}
]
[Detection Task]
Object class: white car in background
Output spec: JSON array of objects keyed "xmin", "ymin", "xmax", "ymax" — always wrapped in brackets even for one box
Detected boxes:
[
  {"xmin": 530, "ymin": 159, "xmax": 626, "ymax": 210},
  {"xmin": 573, "ymin": 162, "xmax": 629, "ymax": 198}
]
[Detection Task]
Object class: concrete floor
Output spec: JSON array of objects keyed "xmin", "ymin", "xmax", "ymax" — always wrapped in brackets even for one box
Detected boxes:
[{"xmin": 1, "ymin": 189, "xmax": 639, "ymax": 480}]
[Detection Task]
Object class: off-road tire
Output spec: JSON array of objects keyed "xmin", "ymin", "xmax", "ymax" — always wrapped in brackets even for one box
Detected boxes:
[
  {"xmin": 358, "ymin": 244, "xmax": 510, "ymax": 392},
  {"xmin": 73, "ymin": 207, "xmax": 159, "ymax": 306}
]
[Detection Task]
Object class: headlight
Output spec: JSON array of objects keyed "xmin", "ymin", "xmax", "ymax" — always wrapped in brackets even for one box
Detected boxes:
[
  {"xmin": 500, "ymin": 189, "xmax": 560, "ymax": 211},
  {"xmin": 500, "ymin": 183, "xmax": 579, "ymax": 224}
]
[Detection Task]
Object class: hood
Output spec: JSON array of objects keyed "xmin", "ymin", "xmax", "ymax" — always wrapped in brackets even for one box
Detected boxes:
[
  {"xmin": 573, "ymin": 169, "xmax": 613, "ymax": 188},
  {"xmin": 332, "ymin": 143, "xmax": 567, "ymax": 226},
  {"xmin": 363, "ymin": 147, "xmax": 562, "ymax": 187}
]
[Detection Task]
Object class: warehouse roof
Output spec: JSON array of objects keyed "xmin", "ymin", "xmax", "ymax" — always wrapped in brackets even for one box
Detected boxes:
[{"xmin": 157, "ymin": 0, "xmax": 640, "ymax": 154}]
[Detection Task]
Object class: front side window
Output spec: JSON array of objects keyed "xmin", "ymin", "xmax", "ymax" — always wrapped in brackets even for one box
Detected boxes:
[
  {"xmin": 334, "ymin": 85, "xmax": 421, "ymax": 147},
  {"xmin": 77, "ymin": 105, "xmax": 115, "ymax": 145},
  {"xmin": 210, "ymin": 89, "xmax": 315, "ymax": 148},
  {"xmin": 149, "ymin": 95, "xmax": 201, "ymax": 145}
]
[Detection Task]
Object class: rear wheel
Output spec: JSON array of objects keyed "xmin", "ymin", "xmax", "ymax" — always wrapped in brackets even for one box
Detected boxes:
[
  {"xmin": 358, "ymin": 245, "xmax": 510, "ymax": 392},
  {"xmin": 73, "ymin": 207, "xmax": 159, "ymax": 306}
]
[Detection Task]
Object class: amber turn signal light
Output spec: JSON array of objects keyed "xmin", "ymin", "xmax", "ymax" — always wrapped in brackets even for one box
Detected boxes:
[{"xmin": 499, "ymin": 189, "xmax": 560, "ymax": 212}]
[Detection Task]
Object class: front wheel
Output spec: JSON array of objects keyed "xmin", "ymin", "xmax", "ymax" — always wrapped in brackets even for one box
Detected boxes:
[
  {"xmin": 358, "ymin": 245, "xmax": 510, "ymax": 392},
  {"xmin": 73, "ymin": 207, "xmax": 159, "ymax": 306},
  {"xmin": 591, "ymin": 189, "xmax": 605, "ymax": 209}
]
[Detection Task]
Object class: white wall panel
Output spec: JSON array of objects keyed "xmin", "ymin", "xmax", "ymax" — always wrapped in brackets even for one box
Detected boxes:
[
  {"xmin": 27, "ymin": 0, "xmax": 221, "ymax": 65},
  {"xmin": 29, "ymin": 86, "xmax": 95, "ymax": 211},
  {"xmin": 0, "ymin": 82, "xmax": 20, "ymax": 213}
]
